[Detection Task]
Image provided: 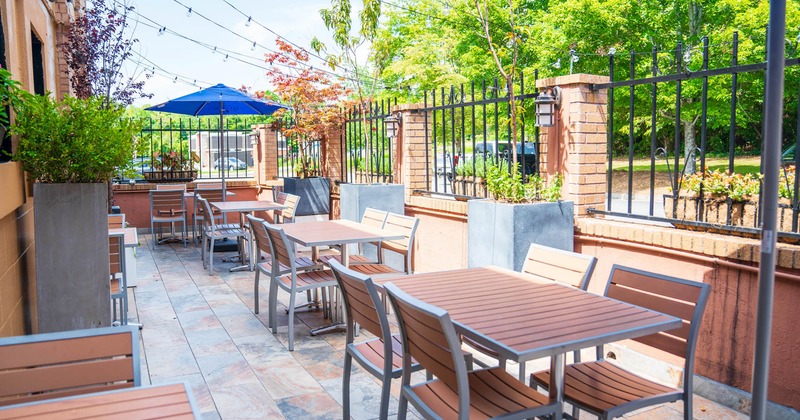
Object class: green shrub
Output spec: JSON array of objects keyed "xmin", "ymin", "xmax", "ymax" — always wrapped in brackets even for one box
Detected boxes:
[
  {"xmin": 486, "ymin": 162, "xmax": 562, "ymax": 203},
  {"xmin": 12, "ymin": 95, "xmax": 143, "ymax": 183}
]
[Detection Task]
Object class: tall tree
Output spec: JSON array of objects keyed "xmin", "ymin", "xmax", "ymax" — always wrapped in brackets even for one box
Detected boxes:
[{"xmin": 63, "ymin": 0, "xmax": 152, "ymax": 107}]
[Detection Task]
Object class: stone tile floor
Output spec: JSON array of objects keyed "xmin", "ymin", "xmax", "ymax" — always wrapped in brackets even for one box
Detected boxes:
[{"xmin": 128, "ymin": 234, "xmax": 749, "ymax": 420}]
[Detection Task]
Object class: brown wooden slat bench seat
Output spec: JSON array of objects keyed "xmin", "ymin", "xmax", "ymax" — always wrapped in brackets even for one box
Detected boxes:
[
  {"xmin": 0, "ymin": 382, "xmax": 197, "ymax": 419},
  {"xmin": 0, "ymin": 325, "xmax": 140, "ymax": 407}
]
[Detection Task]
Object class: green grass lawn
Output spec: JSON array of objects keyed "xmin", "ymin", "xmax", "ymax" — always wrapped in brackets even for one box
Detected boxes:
[{"xmin": 612, "ymin": 156, "xmax": 763, "ymax": 175}]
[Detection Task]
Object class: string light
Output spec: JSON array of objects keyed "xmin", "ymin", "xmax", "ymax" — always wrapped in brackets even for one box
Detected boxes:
[
  {"xmin": 224, "ymin": 54, "xmax": 229, "ymax": 62},
  {"xmin": 251, "ymin": 41, "xmax": 256, "ymax": 51},
  {"xmin": 245, "ymin": 16, "xmax": 252, "ymax": 27},
  {"xmin": 186, "ymin": 7, "xmax": 192, "ymax": 17}
]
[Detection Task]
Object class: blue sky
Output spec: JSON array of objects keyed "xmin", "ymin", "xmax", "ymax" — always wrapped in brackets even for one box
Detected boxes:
[{"xmin": 124, "ymin": 0, "xmax": 360, "ymax": 107}]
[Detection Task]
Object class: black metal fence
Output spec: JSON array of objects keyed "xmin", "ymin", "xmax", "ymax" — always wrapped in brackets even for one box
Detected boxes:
[
  {"xmin": 274, "ymin": 130, "xmax": 322, "ymax": 178},
  {"xmin": 589, "ymin": 32, "xmax": 800, "ymax": 240},
  {"xmin": 341, "ymin": 98, "xmax": 397, "ymax": 184},
  {"xmin": 122, "ymin": 116, "xmax": 262, "ymax": 182},
  {"xmin": 417, "ymin": 73, "xmax": 540, "ymax": 197}
]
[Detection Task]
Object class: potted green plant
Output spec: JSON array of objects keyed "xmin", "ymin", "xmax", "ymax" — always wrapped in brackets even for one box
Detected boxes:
[
  {"xmin": 12, "ymin": 93, "xmax": 143, "ymax": 332},
  {"xmin": 145, "ymin": 144, "xmax": 199, "ymax": 182},
  {"xmin": 468, "ymin": 163, "xmax": 573, "ymax": 271}
]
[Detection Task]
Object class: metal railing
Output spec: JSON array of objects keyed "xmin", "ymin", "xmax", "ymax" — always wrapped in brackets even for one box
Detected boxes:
[
  {"xmin": 589, "ymin": 32, "xmax": 800, "ymax": 240},
  {"xmin": 341, "ymin": 98, "xmax": 397, "ymax": 184},
  {"xmin": 417, "ymin": 73, "xmax": 540, "ymax": 197},
  {"xmin": 121, "ymin": 116, "xmax": 264, "ymax": 182},
  {"xmin": 275, "ymin": 129, "xmax": 322, "ymax": 178}
]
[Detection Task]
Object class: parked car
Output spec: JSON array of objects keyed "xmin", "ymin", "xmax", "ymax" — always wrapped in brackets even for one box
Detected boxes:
[
  {"xmin": 783, "ymin": 145, "xmax": 796, "ymax": 167},
  {"xmin": 475, "ymin": 141, "xmax": 538, "ymax": 175},
  {"xmin": 435, "ymin": 152, "xmax": 458, "ymax": 181},
  {"xmin": 214, "ymin": 157, "xmax": 247, "ymax": 170}
]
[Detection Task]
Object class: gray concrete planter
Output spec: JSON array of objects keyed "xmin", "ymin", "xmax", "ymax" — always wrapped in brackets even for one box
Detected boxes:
[
  {"xmin": 34, "ymin": 183, "xmax": 110, "ymax": 332},
  {"xmin": 282, "ymin": 177, "xmax": 331, "ymax": 216},
  {"xmin": 468, "ymin": 199, "xmax": 574, "ymax": 271},
  {"xmin": 340, "ymin": 183, "xmax": 405, "ymax": 264}
]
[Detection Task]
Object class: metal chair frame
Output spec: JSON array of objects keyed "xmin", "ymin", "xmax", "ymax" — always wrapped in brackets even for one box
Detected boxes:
[{"xmin": 197, "ymin": 196, "xmax": 248, "ymax": 275}]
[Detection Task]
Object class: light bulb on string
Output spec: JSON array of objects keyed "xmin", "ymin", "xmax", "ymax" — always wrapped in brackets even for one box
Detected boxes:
[
  {"xmin": 251, "ymin": 41, "xmax": 256, "ymax": 51},
  {"xmin": 245, "ymin": 16, "xmax": 252, "ymax": 27},
  {"xmin": 186, "ymin": 7, "xmax": 192, "ymax": 17},
  {"xmin": 173, "ymin": 77, "xmax": 177, "ymax": 84},
  {"xmin": 224, "ymin": 54, "xmax": 229, "ymax": 62}
]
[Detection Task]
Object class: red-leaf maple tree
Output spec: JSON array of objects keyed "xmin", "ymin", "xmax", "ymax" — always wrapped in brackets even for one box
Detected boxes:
[{"xmin": 262, "ymin": 39, "xmax": 351, "ymax": 178}]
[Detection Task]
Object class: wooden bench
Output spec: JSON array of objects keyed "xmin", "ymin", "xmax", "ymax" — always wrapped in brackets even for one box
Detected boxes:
[{"xmin": 0, "ymin": 326, "xmax": 140, "ymax": 406}]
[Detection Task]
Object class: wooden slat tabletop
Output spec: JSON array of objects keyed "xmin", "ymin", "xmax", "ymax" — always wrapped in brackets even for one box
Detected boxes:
[
  {"xmin": 108, "ymin": 228, "xmax": 137, "ymax": 249},
  {"xmin": 210, "ymin": 200, "xmax": 285, "ymax": 213},
  {"xmin": 384, "ymin": 266, "xmax": 682, "ymax": 363},
  {"xmin": 0, "ymin": 383, "xmax": 197, "ymax": 419},
  {"xmin": 280, "ymin": 219, "xmax": 405, "ymax": 247}
]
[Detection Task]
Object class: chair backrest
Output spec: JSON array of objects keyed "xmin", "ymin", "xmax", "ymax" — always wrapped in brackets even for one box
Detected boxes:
[
  {"xmin": 246, "ymin": 214, "xmax": 272, "ymax": 259},
  {"xmin": 379, "ymin": 213, "xmax": 420, "ymax": 273},
  {"xmin": 194, "ymin": 188, "xmax": 225, "ymax": 218},
  {"xmin": 521, "ymin": 244, "xmax": 597, "ymax": 290},
  {"xmin": 108, "ymin": 213, "xmax": 125, "ymax": 229},
  {"xmin": 276, "ymin": 192, "xmax": 301, "ymax": 222},
  {"xmin": 109, "ymin": 232, "xmax": 125, "ymax": 279},
  {"xmin": 262, "ymin": 223, "xmax": 296, "ymax": 271},
  {"xmin": 385, "ymin": 282, "xmax": 469, "ymax": 411},
  {"xmin": 361, "ymin": 208, "xmax": 388, "ymax": 228},
  {"xmin": 196, "ymin": 197, "xmax": 218, "ymax": 230},
  {"xmin": 0, "ymin": 325, "xmax": 140, "ymax": 406},
  {"xmin": 155, "ymin": 184, "xmax": 186, "ymax": 191},
  {"xmin": 328, "ymin": 260, "xmax": 390, "ymax": 343},
  {"xmin": 196, "ymin": 182, "xmax": 223, "ymax": 189},
  {"xmin": 149, "ymin": 190, "xmax": 185, "ymax": 216},
  {"xmin": 604, "ymin": 265, "xmax": 710, "ymax": 396}
]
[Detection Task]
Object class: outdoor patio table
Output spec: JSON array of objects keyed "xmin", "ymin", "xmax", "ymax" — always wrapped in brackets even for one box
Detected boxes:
[
  {"xmin": 383, "ymin": 265, "xmax": 682, "ymax": 420},
  {"xmin": 280, "ymin": 219, "xmax": 406, "ymax": 334},
  {"xmin": 0, "ymin": 382, "xmax": 199, "ymax": 419},
  {"xmin": 211, "ymin": 200, "xmax": 286, "ymax": 271}
]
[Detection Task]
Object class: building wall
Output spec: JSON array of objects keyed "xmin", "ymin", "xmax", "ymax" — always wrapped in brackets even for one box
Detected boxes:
[{"xmin": 0, "ymin": 0, "xmax": 75, "ymax": 336}]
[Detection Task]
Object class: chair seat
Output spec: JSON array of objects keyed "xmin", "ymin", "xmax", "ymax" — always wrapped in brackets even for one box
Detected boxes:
[
  {"xmin": 409, "ymin": 367, "xmax": 551, "ymax": 418},
  {"xmin": 204, "ymin": 224, "xmax": 247, "ymax": 238},
  {"xmin": 152, "ymin": 214, "xmax": 187, "ymax": 223},
  {"xmin": 348, "ymin": 263, "xmax": 402, "ymax": 276},
  {"xmin": 530, "ymin": 360, "xmax": 680, "ymax": 416},
  {"xmin": 352, "ymin": 334, "xmax": 408, "ymax": 376},
  {"xmin": 257, "ymin": 256, "xmax": 320, "ymax": 274},
  {"xmin": 318, "ymin": 254, "xmax": 378, "ymax": 266},
  {"xmin": 275, "ymin": 269, "xmax": 337, "ymax": 291}
]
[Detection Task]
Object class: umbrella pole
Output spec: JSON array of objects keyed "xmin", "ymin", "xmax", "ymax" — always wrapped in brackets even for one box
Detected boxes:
[
  {"xmin": 751, "ymin": 2, "xmax": 786, "ymax": 418},
  {"xmin": 219, "ymin": 98, "xmax": 226, "ymax": 196}
]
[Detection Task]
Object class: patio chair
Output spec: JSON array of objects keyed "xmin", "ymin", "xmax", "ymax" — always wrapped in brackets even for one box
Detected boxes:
[
  {"xmin": 384, "ymin": 282, "xmax": 560, "ymax": 420},
  {"xmin": 273, "ymin": 192, "xmax": 300, "ymax": 224},
  {"xmin": 0, "ymin": 325, "xmax": 140, "ymax": 406},
  {"xmin": 318, "ymin": 207, "xmax": 390, "ymax": 266},
  {"xmin": 246, "ymin": 215, "xmax": 323, "ymax": 314},
  {"xmin": 328, "ymin": 260, "xmax": 424, "ymax": 419},
  {"xmin": 464, "ymin": 243, "xmax": 597, "ymax": 380},
  {"xmin": 197, "ymin": 196, "xmax": 248, "ymax": 275},
  {"xmin": 530, "ymin": 265, "xmax": 711, "ymax": 420},
  {"xmin": 263, "ymin": 222, "xmax": 337, "ymax": 351},
  {"xmin": 149, "ymin": 189, "xmax": 187, "ymax": 249},
  {"xmin": 108, "ymin": 213, "xmax": 125, "ymax": 229},
  {"xmin": 343, "ymin": 212, "xmax": 420, "ymax": 277},
  {"xmin": 109, "ymin": 232, "xmax": 128, "ymax": 326},
  {"xmin": 192, "ymin": 188, "xmax": 225, "ymax": 245}
]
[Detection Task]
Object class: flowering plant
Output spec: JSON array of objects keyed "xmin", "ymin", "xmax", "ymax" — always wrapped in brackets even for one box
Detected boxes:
[
  {"xmin": 677, "ymin": 168, "xmax": 795, "ymax": 201},
  {"xmin": 152, "ymin": 145, "xmax": 199, "ymax": 171}
]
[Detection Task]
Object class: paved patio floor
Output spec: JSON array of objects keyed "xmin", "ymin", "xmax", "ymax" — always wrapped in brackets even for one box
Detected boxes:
[{"xmin": 128, "ymin": 233, "xmax": 749, "ymax": 420}]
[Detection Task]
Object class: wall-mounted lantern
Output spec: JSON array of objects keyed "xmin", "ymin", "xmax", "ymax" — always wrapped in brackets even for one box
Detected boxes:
[
  {"xmin": 385, "ymin": 113, "xmax": 401, "ymax": 139},
  {"xmin": 535, "ymin": 87, "xmax": 561, "ymax": 127}
]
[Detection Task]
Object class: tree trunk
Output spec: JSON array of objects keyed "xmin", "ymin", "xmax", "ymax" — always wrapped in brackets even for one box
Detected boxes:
[{"xmin": 682, "ymin": 119, "xmax": 697, "ymax": 175}]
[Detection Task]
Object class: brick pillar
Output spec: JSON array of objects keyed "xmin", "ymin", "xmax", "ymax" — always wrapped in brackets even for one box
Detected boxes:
[
  {"xmin": 536, "ymin": 74, "xmax": 609, "ymax": 216},
  {"xmin": 251, "ymin": 124, "xmax": 279, "ymax": 186},
  {"xmin": 393, "ymin": 103, "xmax": 430, "ymax": 200},
  {"xmin": 322, "ymin": 125, "xmax": 343, "ymax": 181},
  {"xmin": 53, "ymin": 0, "xmax": 82, "ymax": 99}
]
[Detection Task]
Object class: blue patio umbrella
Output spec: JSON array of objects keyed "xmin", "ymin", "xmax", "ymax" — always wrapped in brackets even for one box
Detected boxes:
[{"xmin": 146, "ymin": 83, "xmax": 289, "ymax": 191}]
